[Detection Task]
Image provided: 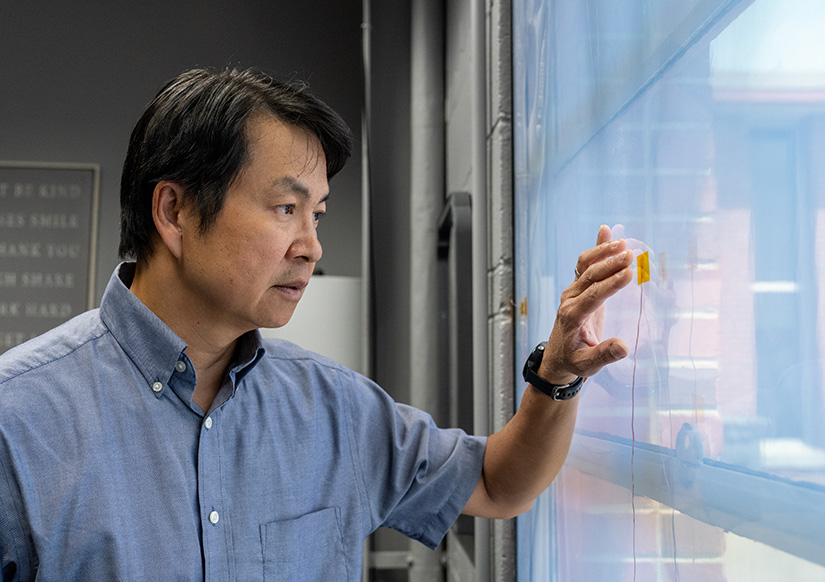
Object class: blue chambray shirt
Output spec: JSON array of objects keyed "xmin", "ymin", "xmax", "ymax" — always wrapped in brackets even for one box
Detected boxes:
[{"xmin": 0, "ymin": 263, "xmax": 486, "ymax": 581}]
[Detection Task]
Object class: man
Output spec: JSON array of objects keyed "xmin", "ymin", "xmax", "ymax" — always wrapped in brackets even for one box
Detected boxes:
[{"xmin": 0, "ymin": 68, "xmax": 633, "ymax": 580}]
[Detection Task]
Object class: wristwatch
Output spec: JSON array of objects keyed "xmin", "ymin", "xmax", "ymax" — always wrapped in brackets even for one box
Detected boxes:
[{"xmin": 522, "ymin": 341, "xmax": 585, "ymax": 400}]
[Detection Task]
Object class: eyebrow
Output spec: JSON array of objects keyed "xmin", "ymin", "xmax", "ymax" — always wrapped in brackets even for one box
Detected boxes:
[{"xmin": 272, "ymin": 176, "xmax": 329, "ymax": 204}]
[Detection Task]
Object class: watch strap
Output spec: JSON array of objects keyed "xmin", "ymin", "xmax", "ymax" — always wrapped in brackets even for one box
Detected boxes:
[{"xmin": 522, "ymin": 341, "xmax": 585, "ymax": 401}]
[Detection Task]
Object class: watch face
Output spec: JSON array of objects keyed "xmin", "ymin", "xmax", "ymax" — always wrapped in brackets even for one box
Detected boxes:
[
  {"xmin": 530, "ymin": 342, "xmax": 545, "ymax": 365},
  {"xmin": 523, "ymin": 342, "xmax": 546, "ymax": 382}
]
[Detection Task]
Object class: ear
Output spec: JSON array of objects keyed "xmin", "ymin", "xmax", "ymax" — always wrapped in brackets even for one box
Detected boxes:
[{"xmin": 152, "ymin": 181, "xmax": 190, "ymax": 259}]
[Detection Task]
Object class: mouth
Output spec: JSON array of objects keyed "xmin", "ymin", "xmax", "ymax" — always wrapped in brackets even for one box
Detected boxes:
[{"xmin": 271, "ymin": 279, "xmax": 308, "ymax": 299}]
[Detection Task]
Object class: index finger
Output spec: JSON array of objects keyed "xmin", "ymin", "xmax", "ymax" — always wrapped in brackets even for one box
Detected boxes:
[
  {"xmin": 576, "ymin": 237, "xmax": 628, "ymax": 283},
  {"xmin": 574, "ymin": 249, "xmax": 634, "ymax": 307},
  {"xmin": 596, "ymin": 224, "xmax": 612, "ymax": 246}
]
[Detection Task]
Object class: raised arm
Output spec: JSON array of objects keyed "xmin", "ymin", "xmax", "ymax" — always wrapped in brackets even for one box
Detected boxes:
[{"xmin": 463, "ymin": 225, "xmax": 634, "ymax": 518}]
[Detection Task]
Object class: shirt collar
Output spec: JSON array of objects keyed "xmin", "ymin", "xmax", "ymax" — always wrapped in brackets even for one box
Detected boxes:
[
  {"xmin": 99, "ymin": 262, "xmax": 266, "ymax": 395},
  {"xmin": 230, "ymin": 329, "xmax": 266, "ymax": 384}
]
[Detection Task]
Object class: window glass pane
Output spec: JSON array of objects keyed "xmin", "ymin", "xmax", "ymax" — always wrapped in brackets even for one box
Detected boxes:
[{"xmin": 514, "ymin": 0, "xmax": 825, "ymax": 579}]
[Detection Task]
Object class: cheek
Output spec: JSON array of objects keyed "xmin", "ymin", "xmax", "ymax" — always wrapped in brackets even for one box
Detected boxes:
[
  {"xmin": 228, "ymin": 238, "xmax": 290, "ymax": 284},
  {"xmin": 209, "ymin": 219, "xmax": 292, "ymax": 271},
  {"xmin": 224, "ymin": 226, "xmax": 263, "ymax": 258},
  {"xmin": 247, "ymin": 231, "xmax": 291, "ymax": 260}
]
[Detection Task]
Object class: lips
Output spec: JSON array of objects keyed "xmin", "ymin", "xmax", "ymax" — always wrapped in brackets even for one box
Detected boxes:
[
  {"xmin": 271, "ymin": 279, "xmax": 308, "ymax": 299},
  {"xmin": 278, "ymin": 279, "xmax": 308, "ymax": 290}
]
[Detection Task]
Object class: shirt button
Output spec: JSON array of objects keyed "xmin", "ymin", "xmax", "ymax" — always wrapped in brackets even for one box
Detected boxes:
[
  {"xmin": 151, "ymin": 382, "xmax": 163, "ymax": 393},
  {"xmin": 209, "ymin": 511, "xmax": 220, "ymax": 524},
  {"xmin": 175, "ymin": 360, "xmax": 187, "ymax": 373},
  {"xmin": 204, "ymin": 416, "xmax": 213, "ymax": 429}
]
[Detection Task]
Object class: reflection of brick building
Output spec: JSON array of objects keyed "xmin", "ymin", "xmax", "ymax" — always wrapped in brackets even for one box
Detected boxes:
[
  {"xmin": 574, "ymin": 38, "xmax": 728, "ymax": 458},
  {"xmin": 517, "ymin": 2, "xmax": 825, "ymax": 579},
  {"xmin": 549, "ymin": 6, "xmax": 825, "ymax": 579},
  {"xmin": 567, "ymin": 1, "xmax": 825, "ymax": 467},
  {"xmin": 554, "ymin": 33, "xmax": 729, "ymax": 581},
  {"xmin": 712, "ymin": 68, "xmax": 825, "ymax": 468}
]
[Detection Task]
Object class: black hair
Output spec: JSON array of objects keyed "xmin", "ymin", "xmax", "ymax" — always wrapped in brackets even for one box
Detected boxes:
[{"xmin": 118, "ymin": 67, "xmax": 353, "ymax": 261}]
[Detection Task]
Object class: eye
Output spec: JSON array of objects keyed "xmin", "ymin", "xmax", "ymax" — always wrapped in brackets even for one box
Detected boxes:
[
  {"xmin": 313, "ymin": 211, "xmax": 325, "ymax": 223},
  {"xmin": 276, "ymin": 204, "xmax": 295, "ymax": 215}
]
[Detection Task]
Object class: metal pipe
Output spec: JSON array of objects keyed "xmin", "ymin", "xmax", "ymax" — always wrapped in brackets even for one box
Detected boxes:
[
  {"xmin": 471, "ymin": 0, "xmax": 491, "ymax": 580},
  {"xmin": 409, "ymin": 0, "xmax": 446, "ymax": 580},
  {"xmin": 361, "ymin": 3, "xmax": 373, "ymax": 578}
]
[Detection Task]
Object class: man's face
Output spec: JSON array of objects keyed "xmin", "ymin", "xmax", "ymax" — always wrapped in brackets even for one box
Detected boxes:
[{"xmin": 178, "ymin": 115, "xmax": 328, "ymax": 335}]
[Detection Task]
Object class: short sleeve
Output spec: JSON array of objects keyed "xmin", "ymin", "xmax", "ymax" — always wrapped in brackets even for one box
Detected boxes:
[
  {"xmin": 0, "ymin": 444, "xmax": 34, "ymax": 581},
  {"xmin": 342, "ymin": 370, "xmax": 487, "ymax": 548}
]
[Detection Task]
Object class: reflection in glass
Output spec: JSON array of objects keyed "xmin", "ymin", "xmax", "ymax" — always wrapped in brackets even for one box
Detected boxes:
[{"xmin": 514, "ymin": 0, "xmax": 825, "ymax": 579}]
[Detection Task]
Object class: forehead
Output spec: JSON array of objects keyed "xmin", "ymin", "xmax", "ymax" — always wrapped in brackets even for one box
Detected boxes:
[{"xmin": 243, "ymin": 115, "xmax": 327, "ymax": 179}]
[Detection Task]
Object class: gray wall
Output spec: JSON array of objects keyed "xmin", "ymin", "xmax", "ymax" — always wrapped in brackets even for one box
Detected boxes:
[
  {"xmin": 369, "ymin": 0, "xmax": 413, "ymax": 406},
  {"xmin": 368, "ymin": 0, "xmax": 517, "ymax": 579},
  {"xmin": 2, "ymin": 1, "xmax": 517, "ymax": 578},
  {"xmin": 0, "ymin": 1, "xmax": 364, "ymax": 303}
]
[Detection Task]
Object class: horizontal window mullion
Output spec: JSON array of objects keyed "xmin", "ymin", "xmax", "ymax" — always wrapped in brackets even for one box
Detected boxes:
[{"xmin": 567, "ymin": 430, "xmax": 825, "ymax": 567}]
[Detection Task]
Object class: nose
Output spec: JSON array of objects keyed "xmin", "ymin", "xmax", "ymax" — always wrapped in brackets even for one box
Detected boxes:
[{"xmin": 288, "ymin": 218, "xmax": 323, "ymax": 263}]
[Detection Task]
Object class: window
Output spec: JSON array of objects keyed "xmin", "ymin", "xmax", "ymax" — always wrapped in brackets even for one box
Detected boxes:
[{"xmin": 514, "ymin": 0, "xmax": 825, "ymax": 579}]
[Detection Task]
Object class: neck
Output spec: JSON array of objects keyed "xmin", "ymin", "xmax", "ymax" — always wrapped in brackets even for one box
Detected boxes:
[
  {"xmin": 188, "ymin": 344, "xmax": 236, "ymax": 412},
  {"xmin": 130, "ymin": 257, "xmax": 239, "ymax": 412}
]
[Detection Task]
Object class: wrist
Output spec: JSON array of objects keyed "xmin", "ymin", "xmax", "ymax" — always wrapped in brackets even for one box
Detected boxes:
[
  {"xmin": 522, "ymin": 342, "xmax": 585, "ymax": 401},
  {"xmin": 537, "ymin": 361, "xmax": 578, "ymax": 386}
]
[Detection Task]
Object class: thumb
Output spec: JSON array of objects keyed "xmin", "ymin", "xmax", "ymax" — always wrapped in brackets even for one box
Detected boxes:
[{"xmin": 575, "ymin": 338, "xmax": 629, "ymax": 377}]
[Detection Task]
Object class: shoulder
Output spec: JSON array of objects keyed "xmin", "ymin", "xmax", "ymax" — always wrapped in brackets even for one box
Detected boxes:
[
  {"xmin": 253, "ymin": 337, "xmax": 391, "ymax": 407},
  {"xmin": 0, "ymin": 309, "xmax": 108, "ymax": 387},
  {"xmin": 258, "ymin": 337, "xmax": 356, "ymax": 378}
]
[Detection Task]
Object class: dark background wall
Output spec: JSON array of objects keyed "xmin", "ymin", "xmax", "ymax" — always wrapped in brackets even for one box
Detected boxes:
[
  {"xmin": 368, "ymin": 0, "xmax": 412, "ymax": 405},
  {"xmin": 0, "ymin": 1, "xmax": 364, "ymax": 301},
  {"xmin": 0, "ymin": 2, "xmax": 514, "ymax": 578}
]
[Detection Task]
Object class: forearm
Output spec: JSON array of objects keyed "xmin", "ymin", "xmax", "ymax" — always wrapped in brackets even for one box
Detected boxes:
[
  {"xmin": 469, "ymin": 387, "xmax": 580, "ymax": 518},
  {"xmin": 463, "ymin": 226, "xmax": 634, "ymax": 519}
]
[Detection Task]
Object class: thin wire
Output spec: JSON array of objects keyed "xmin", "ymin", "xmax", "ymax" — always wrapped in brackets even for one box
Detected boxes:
[
  {"xmin": 688, "ymin": 258, "xmax": 698, "ymax": 574},
  {"xmin": 631, "ymin": 285, "xmax": 644, "ymax": 582},
  {"xmin": 642, "ymin": 281, "xmax": 679, "ymax": 581},
  {"xmin": 669, "ymin": 263, "xmax": 698, "ymax": 581},
  {"xmin": 689, "ymin": 258, "xmax": 698, "ymax": 425}
]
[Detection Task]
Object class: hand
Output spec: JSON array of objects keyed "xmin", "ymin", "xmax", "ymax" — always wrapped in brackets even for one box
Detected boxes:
[
  {"xmin": 599, "ymin": 224, "xmax": 678, "ymax": 396},
  {"xmin": 538, "ymin": 225, "xmax": 635, "ymax": 385}
]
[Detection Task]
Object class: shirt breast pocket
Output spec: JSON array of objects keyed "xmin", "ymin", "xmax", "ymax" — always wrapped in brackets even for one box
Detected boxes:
[{"xmin": 260, "ymin": 507, "xmax": 349, "ymax": 581}]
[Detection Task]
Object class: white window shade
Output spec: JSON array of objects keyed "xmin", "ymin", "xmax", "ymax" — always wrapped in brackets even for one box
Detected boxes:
[{"xmin": 260, "ymin": 276, "xmax": 364, "ymax": 376}]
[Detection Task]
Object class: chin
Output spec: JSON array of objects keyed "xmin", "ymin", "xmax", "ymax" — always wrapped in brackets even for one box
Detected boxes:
[{"xmin": 255, "ymin": 308, "xmax": 297, "ymax": 331}]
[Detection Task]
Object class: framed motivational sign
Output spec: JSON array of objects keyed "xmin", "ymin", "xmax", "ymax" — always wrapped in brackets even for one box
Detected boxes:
[{"xmin": 0, "ymin": 162, "xmax": 100, "ymax": 354}]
